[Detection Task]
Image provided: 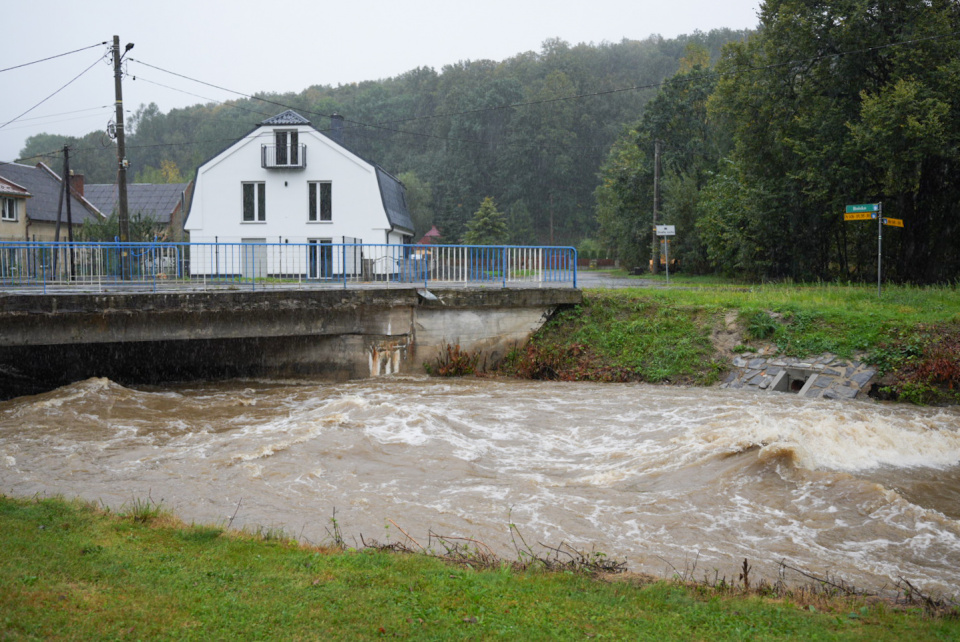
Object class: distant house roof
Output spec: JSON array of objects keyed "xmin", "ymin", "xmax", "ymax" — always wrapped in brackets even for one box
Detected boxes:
[
  {"xmin": 259, "ymin": 110, "xmax": 311, "ymax": 126},
  {"xmin": 85, "ymin": 183, "xmax": 189, "ymax": 224},
  {"xmin": 417, "ymin": 226, "xmax": 441, "ymax": 245},
  {"xmin": 0, "ymin": 162, "xmax": 100, "ymax": 223},
  {"xmin": 0, "ymin": 176, "xmax": 30, "ymax": 198},
  {"xmin": 376, "ymin": 167, "xmax": 414, "ymax": 234}
]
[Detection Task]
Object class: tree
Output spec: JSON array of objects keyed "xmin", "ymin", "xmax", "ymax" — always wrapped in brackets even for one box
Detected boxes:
[
  {"xmin": 506, "ymin": 200, "xmax": 536, "ymax": 245},
  {"xmin": 594, "ymin": 52, "xmax": 725, "ymax": 270},
  {"xmin": 135, "ymin": 160, "xmax": 186, "ymax": 184},
  {"xmin": 463, "ymin": 197, "xmax": 507, "ymax": 245},
  {"xmin": 709, "ymin": 0, "xmax": 960, "ymax": 282},
  {"xmin": 397, "ymin": 171, "xmax": 434, "ymax": 238}
]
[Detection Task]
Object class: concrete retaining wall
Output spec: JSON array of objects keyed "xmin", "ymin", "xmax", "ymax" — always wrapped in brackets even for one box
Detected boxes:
[{"xmin": 0, "ymin": 288, "xmax": 581, "ymax": 397}]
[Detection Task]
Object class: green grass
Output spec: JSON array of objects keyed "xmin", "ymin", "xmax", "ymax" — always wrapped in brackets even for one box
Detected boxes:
[
  {"xmin": 499, "ymin": 283, "xmax": 960, "ymax": 400},
  {"xmin": 2, "ymin": 495, "xmax": 956, "ymax": 640}
]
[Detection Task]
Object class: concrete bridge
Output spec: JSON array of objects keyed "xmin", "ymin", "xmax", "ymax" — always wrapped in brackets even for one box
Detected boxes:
[{"xmin": 0, "ymin": 286, "xmax": 581, "ymax": 399}]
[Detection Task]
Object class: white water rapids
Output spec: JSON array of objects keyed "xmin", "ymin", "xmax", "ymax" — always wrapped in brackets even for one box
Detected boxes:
[{"xmin": 1, "ymin": 376, "xmax": 958, "ymax": 594}]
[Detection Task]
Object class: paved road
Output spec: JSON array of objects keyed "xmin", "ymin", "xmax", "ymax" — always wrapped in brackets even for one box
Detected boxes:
[{"xmin": 577, "ymin": 271, "xmax": 666, "ymax": 289}]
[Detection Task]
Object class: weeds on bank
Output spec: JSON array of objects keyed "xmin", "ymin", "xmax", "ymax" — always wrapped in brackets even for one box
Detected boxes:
[
  {"xmin": 425, "ymin": 342, "xmax": 481, "ymax": 377},
  {"xmin": 869, "ymin": 322, "xmax": 960, "ymax": 404}
]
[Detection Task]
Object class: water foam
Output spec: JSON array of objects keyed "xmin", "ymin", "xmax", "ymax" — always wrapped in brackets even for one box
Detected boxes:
[{"xmin": 682, "ymin": 399, "xmax": 960, "ymax": 472}]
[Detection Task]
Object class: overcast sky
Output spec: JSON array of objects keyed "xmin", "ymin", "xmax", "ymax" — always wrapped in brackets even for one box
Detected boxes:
[{"xmin": 0, "ymin": 0, "xmax": 761, "ymax": 162}]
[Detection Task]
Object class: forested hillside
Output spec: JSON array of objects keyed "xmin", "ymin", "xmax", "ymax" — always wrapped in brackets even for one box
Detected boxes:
[{"xmin": 18, "ymin": 30, "xmax": 748, "ymax": 244}]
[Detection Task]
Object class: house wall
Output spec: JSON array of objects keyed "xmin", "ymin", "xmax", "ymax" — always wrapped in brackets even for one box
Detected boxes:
[
  {"xmin": 26, "ymin": 221, "xmax": 82, "ymax": 242},
  {"xmin": 186, "ymin": 126, "xmax": 394, "ymax": 276},
  {"xmin": 0, "ymin": 197, "xmax": 27, "ymax": 240}
]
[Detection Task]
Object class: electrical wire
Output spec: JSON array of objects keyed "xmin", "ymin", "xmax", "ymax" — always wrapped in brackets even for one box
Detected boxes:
[
  {"xmin": 0, "ymin": 56, "xmax": 105, "ymax": 131},
  {"xmin": 0, "ymin": 42, "xmax": 108, "ymax": 74}
]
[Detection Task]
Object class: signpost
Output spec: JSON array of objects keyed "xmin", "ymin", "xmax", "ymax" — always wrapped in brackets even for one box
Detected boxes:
[
  {"xmin": 655, "ymin": 225, "xmax": 675, "ymax": 283},
  {"xmin": 842, "ymin": 202, "xmax": 904, "ymax": 297}
]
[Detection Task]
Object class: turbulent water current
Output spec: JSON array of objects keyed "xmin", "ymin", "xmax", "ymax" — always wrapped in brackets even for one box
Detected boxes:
[{"xmin": 1, "ymin": 376, "xmax": 959, "ymax": 594}]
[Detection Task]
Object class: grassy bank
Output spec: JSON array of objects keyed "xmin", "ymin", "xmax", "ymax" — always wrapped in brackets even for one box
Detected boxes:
[
  {"xmin": 497, "ymin": 281, "xmax": 960, "ymax": 403},
  {"xmin": 2, "ymin": 495, "xmax": 957, "ymax": 640}
]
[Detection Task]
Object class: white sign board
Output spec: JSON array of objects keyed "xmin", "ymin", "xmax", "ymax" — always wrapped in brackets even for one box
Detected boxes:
[{"xmin": 655, "ymin": 225, "xmax": 675, "ymax": 236}]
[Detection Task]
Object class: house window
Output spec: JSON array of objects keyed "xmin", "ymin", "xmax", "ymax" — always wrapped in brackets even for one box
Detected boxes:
[
  {"xmin": 242, "ymin": 182, "xmax": 266, "ymax": 222},
  {"xmin": 1, "ymin": 198, "xmax": 17, "ymax": 222},
  {"xmin": 275, "ymin": 130, "xmax": 299, "ymax": 166},
  {"xmin": 308, "ymin": 182, "xmax": 332, "ymax": 222}
]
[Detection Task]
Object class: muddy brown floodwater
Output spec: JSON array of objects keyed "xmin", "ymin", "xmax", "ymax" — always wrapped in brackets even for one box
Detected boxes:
[{"xmin": 1, "ymin": 376, "xmax": 958, "ymax": 594}]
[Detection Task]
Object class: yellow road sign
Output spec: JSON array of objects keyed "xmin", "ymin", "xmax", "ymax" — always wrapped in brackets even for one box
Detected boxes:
[
  {"xmin": 844, "ymin": 211, "xmax": 874, "ymax": 221},
  {"xmin": 883, "ymin": 217, "xmax": 904, "ymax": 228}
]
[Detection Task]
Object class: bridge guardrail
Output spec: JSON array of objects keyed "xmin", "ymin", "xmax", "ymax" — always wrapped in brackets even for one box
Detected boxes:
[{"xmin": 0, "ymin": 241, "xmax": 578, "ymax": 293}]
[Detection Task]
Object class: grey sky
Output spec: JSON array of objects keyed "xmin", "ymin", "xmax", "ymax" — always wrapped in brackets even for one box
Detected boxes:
[{"xmin": 1, "ymin": 0, "xmax": 761, "ymax": 162}]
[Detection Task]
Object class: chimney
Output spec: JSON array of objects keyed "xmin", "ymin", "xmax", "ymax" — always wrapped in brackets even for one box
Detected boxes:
[
  {"xmin": 69, "ymin": 171, "xmax": 84, "ymax": 197},
  {"xmin": 330, "ymin": 113, "xmax": 344, "ymax": 145}
]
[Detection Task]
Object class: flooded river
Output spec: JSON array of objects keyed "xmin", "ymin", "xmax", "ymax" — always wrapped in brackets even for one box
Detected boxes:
[{"xmin": 1, "ymin": 376, "xmax": 958, "ymax": 594}]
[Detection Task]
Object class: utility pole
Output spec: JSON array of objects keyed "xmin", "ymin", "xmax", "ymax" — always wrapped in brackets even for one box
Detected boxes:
[
  {"xmin": 112, "ymin": 36, "xmax": 133, "ymax": 275},
  {"xmin": 63, "ymin": 146, "xmax": 75, "ymax": 278},
  {"xmin": 651, "ymin": 139, "xmax": 661, "ymax": 274}
]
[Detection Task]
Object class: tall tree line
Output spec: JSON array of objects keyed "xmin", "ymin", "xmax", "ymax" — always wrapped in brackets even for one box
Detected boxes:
[
  {"xmin": 598, "ymin": 0, "xmax": 960, "ymax": 283},
  {"xmin": 18, "ymin": 30, "xmax": 748, "ymax": 243}
]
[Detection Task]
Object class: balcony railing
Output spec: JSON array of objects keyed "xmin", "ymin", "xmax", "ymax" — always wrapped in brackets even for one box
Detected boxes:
[
  {"xmin": 261, "ymin": 144, "xmax": 307, "ymax": 169},
  {"xmin": 0, "ymin": 241, "xmax": 578, "ymax": 293}
]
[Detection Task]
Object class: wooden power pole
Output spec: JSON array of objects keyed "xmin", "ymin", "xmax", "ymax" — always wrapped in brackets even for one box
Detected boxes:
[{"xmin": 112, "ymin": 35, "xmax": 133, "ymax": 274}]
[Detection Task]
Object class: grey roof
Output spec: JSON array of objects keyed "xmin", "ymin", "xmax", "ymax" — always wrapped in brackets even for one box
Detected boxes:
[
  {"xmin": 376, "ymin": 167, "xmax": 414, "ymax": 234},
  {"xmin": 85, "ymin": 183, "xmax": 189, "ymax": 224},
  {"xmin": 259, "ymin": 110, "xmax": 311, "ymax": 126},
  {"xmin": 0, "ymin": 162, "xmax": 100, "ymax": 223}
]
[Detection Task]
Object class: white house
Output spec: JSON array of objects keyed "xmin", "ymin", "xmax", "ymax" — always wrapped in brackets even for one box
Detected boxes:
[{"xmin": 184, "ymin": 110, "xmax": 414, "ymax": 278}]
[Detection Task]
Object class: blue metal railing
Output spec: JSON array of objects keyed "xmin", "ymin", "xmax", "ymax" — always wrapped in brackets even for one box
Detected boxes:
[{"xmin": 0, "ymin": 241, "xmax": 577, "ymax": 292}]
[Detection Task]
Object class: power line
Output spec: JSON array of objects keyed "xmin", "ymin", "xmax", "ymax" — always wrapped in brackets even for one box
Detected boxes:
[
  {"xmin": 0, "ymin": 56, "xmax": 105, "ymax": 131},
  {"xmin": 0, "ymin": 109, "xmax": 113, "ymax": 134},
  {"xmin": 0, "ymin": 42, "xmax": 108, "ymax": 74}
]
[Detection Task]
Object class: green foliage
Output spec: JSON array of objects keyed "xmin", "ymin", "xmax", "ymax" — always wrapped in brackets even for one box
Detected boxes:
[
  {"xmin": 595, "ymin": 61, "xmax": 726, "ymax": 270},
  {"xmin": 77, "ymin": 210, "xmax": 163, "ymax": 242},
  {"xmin": 397, "ymin": 170, "xmax": 434, "ymax": 238},
  {"xmin": 869, "ymin": 323, "xmax": 960, "ymax": 404},
  {"xmin": 743, "ymin": 310, "xmax": 778, "ymax": 341},
  {"xmin": 463, "ymin": 197, "xmax": 507, "ymax": 245},
  {"xmin": 506, "ymin": 200, "xmax": 536, "ymax": 245},
  {"xmin": 707, "ymin": 0, "xmax": 960, "ymax": 283},
  {"xmin": 134, "ymin": 159, "xmax": 186, "ymax": 184}
]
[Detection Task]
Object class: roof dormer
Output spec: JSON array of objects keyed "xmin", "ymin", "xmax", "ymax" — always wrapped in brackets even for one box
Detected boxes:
[{"xmin": 260, "ymin": 111, "xmax": 310, "ymax": 169}]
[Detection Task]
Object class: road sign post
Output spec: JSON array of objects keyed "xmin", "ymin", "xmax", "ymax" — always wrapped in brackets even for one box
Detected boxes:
[
  {"xmin": 655, "ymin": 225, "xmax": 675, "ymax": 283},
  {"xmin": 843, "ymin": 202, "xmax": 889, "ymax": 297}
]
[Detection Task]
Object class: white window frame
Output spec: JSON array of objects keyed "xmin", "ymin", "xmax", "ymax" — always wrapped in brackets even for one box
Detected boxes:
[
  {"xmin": 242, "ymin": 182, "xmax": 266, "ymax": 223},
  {"xmin": 307, "ymin": 181, "xmax": 332, "ymax": 222},
  {"xmin": 1, "ymin": 198, "xmax": 17, "ymax": 222}
]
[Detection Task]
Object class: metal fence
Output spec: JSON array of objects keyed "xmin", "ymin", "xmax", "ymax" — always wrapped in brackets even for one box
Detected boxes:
[{"xmin": 0, "ymin": 241, "xmax": 577, "ymax": 293}]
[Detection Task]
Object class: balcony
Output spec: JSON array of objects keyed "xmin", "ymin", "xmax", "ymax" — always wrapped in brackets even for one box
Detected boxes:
[{"xmin": 261, "ymin": 144, "xmax": 307, "ymax": 169}]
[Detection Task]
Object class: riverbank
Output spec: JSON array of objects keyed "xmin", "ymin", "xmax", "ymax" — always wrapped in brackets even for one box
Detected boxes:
[
  {"xmin": 2, "ymin": 494, "xmax": 956, "ymax": 640},
  {"xmin": 497, "ymin": 280, "xmax": 960, "ymax": 404}
]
